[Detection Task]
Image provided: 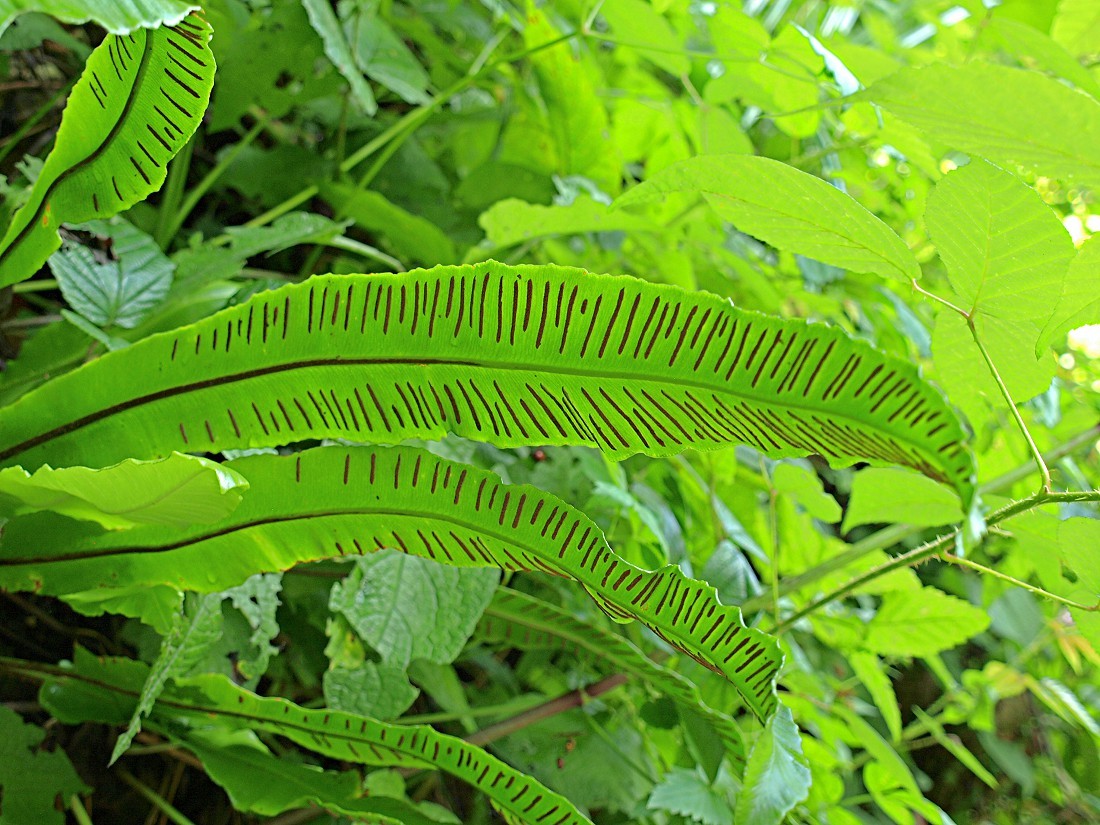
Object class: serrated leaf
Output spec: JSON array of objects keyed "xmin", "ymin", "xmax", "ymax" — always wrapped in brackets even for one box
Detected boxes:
[
  {"xmin": 0, "ymin": 13, "xmax": 214, "ymax": 288},
  {"xmin": 1041, "ymin": 234, "xmax": 1100, "ymax": 349},
  {"xmin": 925, "ymin": 160, "xmax": 1075, "ymax": 322},
  {"xmin": 863, "ymin": 62, "xmax": 1100, "ymax": 184},
  {"xmin": 771, "ymin": 462, "xmax": 841, "ymax": 523},
  {"xmin": 734, "ymin": 704, "xmax": 811, "ymax": 825},
  {"xmin": 323, "ymin": 661, "xmax": 419, "ymax": 720},
  {"xmin": 111, "ymin": 589, "xmax": 223, "ymax": 763},
  {"xmin": 0, "ymin": 706, "xmax": 87, "ymax": 825},
  {"xmin": 849, "ymin": 651, "xmax": 902, "ymax": 742},
  {"xmin": 616, "ymin": 154, "xmax": 919, "ymax": 282},
  {"xmin": 648, "ymin": 768, "xmax": 732, "ymax": 825},
  {"xmin": 843, "ymin": 468, "xmax": 963, "ymax": 532},
  {"xmin": 0, "ymin": 451, "xmax": 247, "ymax": 529},
  {"xmin": 864, "ymin": 589, "xmax": 991, "ymax": 657},
  {"xmin": 330, "ymin": 550, "xmax": 498, "ymax": 668},
  {"xmin": 0, "ymin": 0, "xmax": 196, "ymax": 37},
  {"xmin": 50, "ymin": 217, "xmax": 174, "ymax": 328}
]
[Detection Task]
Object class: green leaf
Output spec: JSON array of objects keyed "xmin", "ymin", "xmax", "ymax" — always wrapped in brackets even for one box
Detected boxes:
[
  {"xmin": 1058, "ymin": 518, "xmax": 1100, "ymax": 595},
  {"xmin": 615, "ymin": 154, "xmax": 920, "ymax": 282},
  {"xmin": 0, "ymin": 706, "xmax": 87, "ymax": 825},
  {"xmin": 0, "ymin": 13, "xmax": 214, "ymax": 288},
  {"xmin": 111, "ymin": 589, "xmax": 223, "ymax": 763},
  {"xmin": 912, "ymin": 707, "xmax": 998, "ymax": 789},
  {"xmin": 771, "ymin": 462, "xmax": 841, "ymax": 523},
  {"xmin": 478, "ymin": 587, "xmax": 746, "ymax": 763},
  {"xmin": 733, "ymin": 704, "xmax": 811, "ymax": 825},
  {"xmin": 301, "ymin": 0, "xmax": 377, "ymax": 115},
  {"xmin": 50, "ymin": 217, "xmax": 174, "ymax": 329},
  {"xmin": 843, "ymin": 468, "xmax": 963, "ymax": 532},
  {"xmin": 524, "ymin": 10, "xmax": 621, "ymax": 195},
  {"xmin": 0, "ymin": 263, "xmax": 976, "ymax": 508},
  {"xmin": 983, "ymin": 19, "xmax": 1100, "ymax": 98},
  {"xmin": 600, "ymin": 0, "xmax": 690, "ymax": 77},
  {"xmin": 62, "ymin": 584, "xmax": 182, "ymax": 634},
  {"xmin": 863, "ymin": 62, "xmax": 1100, "ymax": 184},
  {"xmin": 478, "ymin": 197, "xmax": 657, "ymax": 250},
  {"xmin": 224, "ymin": 211, "xmax": 351, "ymax": 260},
  {"xmin": 0, "ymin": 445, "xmax": 783, "ymax": 721},
  {"xmin": 322, "ymin": 182, "xmax": 455, "ymax": 266},
  {"xmin": 330, "ymin": 550, "xmax": 499, "ymax": 667},
  {"xmin": 864, "ymin": 589, "xmax": 991, "ymax": 657},
  {"xmin": 323, "ymin": 660, "xmax": 420, "ymax": 721},
  {"xmin": 925, "ymin": 160, "xmax": 1075, "ymax": 322},
  {"xmin": 342, "ymin": 0, "xmax": 431, "ymax": 105},
  {"xmin": 0, "ymin": 0, "xmax": 196, "ymax": 37},
  {"xmin": 1040, "ymin": 234, "xmax": 1100, "ymax": 349},
  {"xmin": 0, "ymin": 451, "xmax": 247, "ymax": 529},
  {"xmin": 647, "ymin": 768, "xmax": 732, "ymax": 825},
  {"xmin": 174, "ymin": 673, "xmax": 595, "ymax": 825},
  {"xmin": 1051, "ymin": 0, "xmax": 1100, "ymax": 56},
  {"xmin": 178, "ymin": 729, "xmax": 453, "ymax": 823},
  {"xmin": 849, "ymin": 651, "xmax": 902, "ymax": 742}
]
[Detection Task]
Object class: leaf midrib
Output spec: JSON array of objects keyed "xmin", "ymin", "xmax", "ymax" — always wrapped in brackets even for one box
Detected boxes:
[{"xmin": 0, "ymin": 351, "xmax": 951, "ymax": 471}]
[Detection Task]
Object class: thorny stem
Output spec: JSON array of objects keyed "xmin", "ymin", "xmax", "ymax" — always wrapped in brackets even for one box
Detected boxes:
[
  {"xmin": 967, "ymin": 313, "xmax": 1053, "ymax": 493},
  {"xmin": 768, "ymin": 490, "xmax": 1100, "ymax": 633},
  {"xmin": 740, "ymin": 422, "xmax": 1100, "ymax": 614},
  {"xmin": 941, "ymin": 553, "xmax": 1099, "ymax": 612}
]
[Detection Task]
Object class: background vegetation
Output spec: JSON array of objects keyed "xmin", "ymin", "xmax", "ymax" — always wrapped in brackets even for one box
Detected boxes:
[{"xmin": 0, "ymin": 1, "xmax": 1098, "ymax": 824}]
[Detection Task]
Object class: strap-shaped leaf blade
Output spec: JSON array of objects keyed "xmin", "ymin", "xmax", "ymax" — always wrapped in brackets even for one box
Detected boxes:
[
  {"xmin": 0, "ymin": 446, "xmax": 783, "ymax": 720},
  {"xmin": 0, "ymin": 12, "xmax": 215, "ymax": 288},
  {"xmin": 478, "ymin": 588, "xmax": 746, "ymax": 763},
  {"xmin": 37, "ymin": 651, "xmax": 593, "ymax": 825},
  {"xmin": 0, "ymin": 262, "xmax": 975, "ymax": 506}
]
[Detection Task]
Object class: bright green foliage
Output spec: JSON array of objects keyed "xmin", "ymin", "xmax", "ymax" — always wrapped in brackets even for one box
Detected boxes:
[
  {"xmin": 0, "ymin": 451, "xmax": 246, "ymax": 528},
  {"xmin": 0, "ymin": 706, "xmax": 87, "ymax": 825},
  {"xmin": 616, "ymin": 154, "xmax": 920, "ymax": 282},
  {"xmin": 863, "ymin": 62, "xmax": 1100, "ymax": 185},
  {"xmin": 734, "ymin": 704, "xmax": 811, "ymax": 825},
  {"xmin": 864, "ymin": 589, "xmax": 992, "ymax": 657},
  {"xmin": 49, "ymin": 217, "xmax": 174, "ymax": 328},
  {"xmin": 0, "ymin": 13, "xmax": 214, "ymax": 287},
  {"xmin": 843, "ymin": 468, "xmax": 963, "ymax": 531},
  {"xmin": 0, "ymin": 264, "xmax": 976, "ymax": 508},
  {"xmin": 2, "ymin": 2, "xmax": 1100, "ymax": 823},
  {"xmin": 0, "ymin": 0, "xmax": 195, "ymax": 37}
]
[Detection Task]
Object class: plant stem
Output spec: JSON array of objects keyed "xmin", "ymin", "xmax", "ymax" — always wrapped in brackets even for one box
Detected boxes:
[
  {"xmin": 769, "ymin": 490, "xmax": 1100, "ymax": 632},
  {"xmin": 117, "ymin": 769, "xmax": 196, "ymax": 825},
  {"xmin": 465, "ymin": 673, "xmax": 628, "ymax": 747},
  {"xmin": 153, "ymin": 133, "xmax": 197, "ymax": 249},
  {"xmin": 161, "ymin": 114, "xmax": 271, "ymax": 244},
  {"xmin": 967, "ymin": 315, "xmax": 1052, "ymax": 492},
  {"xmin": 0, "ymin": 77, "xmax": 76, "ymax": 167},
  {"xmin": 741, "ymin": 423, "xmax": 1100, "ymax": 614},
  {"xmin": 11, "ymin": 279, "xmax": 58, "ymax": 293},
  {"xmin": 941, "ymin": 554, "xmax": 1099, "ymax": 611},
  {"xmin": 70, "ymin": 795, "xmax": 94, "ymax": 825}
]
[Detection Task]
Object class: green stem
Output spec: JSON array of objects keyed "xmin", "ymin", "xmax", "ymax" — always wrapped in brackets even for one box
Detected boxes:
[
  {"xmin": 161, "ymin": 114, "xmax": 271, "ymax": 245},
  {"xmin": 153, "ymin": 133, "xmax": 197, "ymax": 249},
  {"xmin": 117, "ymin": 769, "xmax": 196, "ymax": 825},
  {"xmin": 941, "ymin": 554, "xmax": 1099, "ymax": 612},
  {"xmin": 11, "ymin": 278, "xmax": 58, "ymax": 293},
  {"xmin": 769, "ymin": 490, "xmax": 1100, "ymax": 633},
  {"xmin": 0, "ymin": 77, "xmax": 76, "ymax": 167},
  {"xmin": 230, "ymin": 31, "xmax": 580, "ymax": 239},
  {"xmin": 967, "ymin": 314, "xmax": 1052, "ymax": 493},
  {"xmin": 741, "ymin": 423, "xmax": 1100, "ymax": 614},
  {"xmin": 323, "ymin": 236, "xmax": 404, "ymax": 271},
  {"xmin": 70, "ymin": 795, "xmax": 94, "ymax": 825}
]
